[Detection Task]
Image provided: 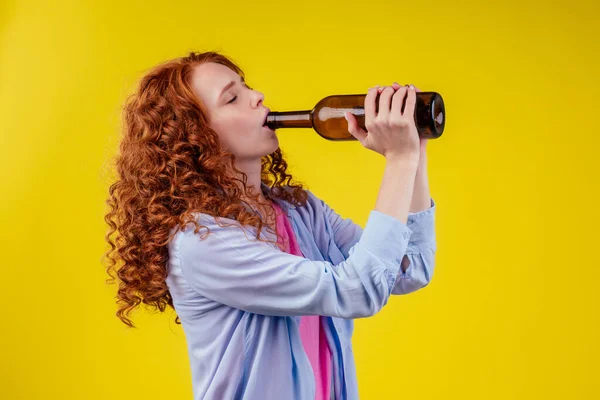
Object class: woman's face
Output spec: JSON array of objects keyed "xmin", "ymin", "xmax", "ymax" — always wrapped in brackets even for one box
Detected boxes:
[{"xmin": 190, "ymin": 62, "xmax": 279, "ymax": 161}]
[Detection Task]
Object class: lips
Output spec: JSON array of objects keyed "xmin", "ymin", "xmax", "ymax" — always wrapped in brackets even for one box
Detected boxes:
[{"xmin": 262, "ymin": 108, "xmax": 270, "ymax": 126}]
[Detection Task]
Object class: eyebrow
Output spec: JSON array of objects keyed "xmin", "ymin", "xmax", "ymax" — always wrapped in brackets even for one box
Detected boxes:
[{"xmin": 218, "ymin": 77, "xmax": 245, "ymax": 102}]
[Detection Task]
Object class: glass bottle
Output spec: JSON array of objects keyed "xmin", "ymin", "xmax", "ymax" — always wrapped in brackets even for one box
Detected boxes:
[{"xmin": 265, "ymin": 91, "xmax": 445, "ymax": 141}]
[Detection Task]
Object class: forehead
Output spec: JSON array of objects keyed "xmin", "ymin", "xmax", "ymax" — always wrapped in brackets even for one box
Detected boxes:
[{"xmin": 191, "ymin": 62, "xmax": 240, "ymax": 104}]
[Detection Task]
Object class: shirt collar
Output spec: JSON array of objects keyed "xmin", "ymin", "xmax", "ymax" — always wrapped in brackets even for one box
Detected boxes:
[{"xmin": 261, "ymin": 182, "xmax": 296, "ymax": 214}]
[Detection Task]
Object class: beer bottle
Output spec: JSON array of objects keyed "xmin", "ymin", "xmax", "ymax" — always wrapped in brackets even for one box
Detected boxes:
[{"xmin": 265, "ymin": 91, "xmax": 445, "ymax": 141}]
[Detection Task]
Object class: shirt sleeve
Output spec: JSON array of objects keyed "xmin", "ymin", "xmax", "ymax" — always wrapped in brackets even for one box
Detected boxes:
[
  {"xmin": 318, "ymin": 192, "xmax": 437, "ymax": 295},
  {"xmin": 392, "ymin": 198, "xmax": 437, "ymax": 295},
  {"xmin": 174, "ymin": 210, "xmax": 412, "ymax": 319}
]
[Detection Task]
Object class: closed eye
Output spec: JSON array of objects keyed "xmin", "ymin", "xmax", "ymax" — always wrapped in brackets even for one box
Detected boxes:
[{"xmin": 226, "ymin": 82, "xmax": 251, "ymax": 104}]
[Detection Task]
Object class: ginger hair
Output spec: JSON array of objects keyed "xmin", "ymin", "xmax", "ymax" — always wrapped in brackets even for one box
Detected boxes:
[{"xmin": 103, "ymin": 51, "xmax": 307, "ymax": 328}]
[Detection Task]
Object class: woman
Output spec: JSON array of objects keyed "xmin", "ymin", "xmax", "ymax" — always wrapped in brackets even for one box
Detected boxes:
[{"xmin": 104, "ymin": 51, "xmax": 437, "ymax": 400}]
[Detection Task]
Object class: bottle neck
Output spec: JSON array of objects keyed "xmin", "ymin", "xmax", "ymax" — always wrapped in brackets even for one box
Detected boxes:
[{"xmin": 265, "ymin": 111, "xmax": 312, "ymax": 129}]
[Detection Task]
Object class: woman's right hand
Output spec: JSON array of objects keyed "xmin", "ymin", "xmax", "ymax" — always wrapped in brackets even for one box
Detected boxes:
[{"xmin": 345, "ymin": 83, "xmax": 421, "ymax": 162}]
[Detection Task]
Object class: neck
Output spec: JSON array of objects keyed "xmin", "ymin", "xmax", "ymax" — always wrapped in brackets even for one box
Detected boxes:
[{"xmin": 232, "ymin": 157, "xmax": 269, "ymax": 205}]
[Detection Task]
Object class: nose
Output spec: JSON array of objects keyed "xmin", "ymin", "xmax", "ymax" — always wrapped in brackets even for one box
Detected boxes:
[{"xmin": 251, "ymin": 89, "xmax": 264, "ymax": 108}]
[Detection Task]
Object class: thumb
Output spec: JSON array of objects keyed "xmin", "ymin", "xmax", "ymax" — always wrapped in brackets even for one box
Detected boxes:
[{"xmin": 345, "ymin": 112, "xmax": 367, "ymax": 142}]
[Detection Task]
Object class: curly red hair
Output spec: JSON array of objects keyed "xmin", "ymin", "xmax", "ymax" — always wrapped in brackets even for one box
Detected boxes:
[{"xmin": 103, "ymin": 51, "xmax": 308, "ymax": 328}]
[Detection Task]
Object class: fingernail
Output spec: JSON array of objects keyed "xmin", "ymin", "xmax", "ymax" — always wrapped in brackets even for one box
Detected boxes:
[{"xmin": 344, "ymin": 112, "xmax": 349, "ymax": 121}]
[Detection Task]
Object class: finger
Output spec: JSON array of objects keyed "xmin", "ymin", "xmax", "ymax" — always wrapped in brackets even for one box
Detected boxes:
[
  {"xmin": 345, "ymin": 112, "xmax": 367, "ymax": 142},
  {"xmin": 390, "ymin": 86, "xmax": 408, "ymax": 117},
  {"xmin": 364, "ymin": 87, "xmax": 378, "ymax": 125},
  {"xmin": 376, "ymin": 86, "xmax": 395, "ymax": 120},
  {"xmin": 402, "ymin": 85, "xmax": 417, "ymax": 117},
  {"xmin": 392, "ymin": 82, "xmax": 401, "ymax": 90}
]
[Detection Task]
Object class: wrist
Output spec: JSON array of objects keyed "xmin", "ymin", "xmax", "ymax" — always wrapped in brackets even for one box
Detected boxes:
[{"xmin": 385, "ymin": 153, "xmax": 420, "ymax": 168}]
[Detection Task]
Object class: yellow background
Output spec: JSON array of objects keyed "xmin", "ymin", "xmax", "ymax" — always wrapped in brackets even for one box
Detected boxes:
[{"xmin": 1, "ymin": 0, "xmax": 599, "ymax": 398}]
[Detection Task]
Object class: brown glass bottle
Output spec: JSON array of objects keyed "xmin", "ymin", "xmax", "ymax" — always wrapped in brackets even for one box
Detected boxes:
[{"xmin": 265, "ymin": 91, "xmax": 445, "ymax": 141}]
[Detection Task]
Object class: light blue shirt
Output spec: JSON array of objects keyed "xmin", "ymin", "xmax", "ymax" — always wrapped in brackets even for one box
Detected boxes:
[{"xmin": 166, "ymin": 183, "xmax": 437, "ymax": 399}]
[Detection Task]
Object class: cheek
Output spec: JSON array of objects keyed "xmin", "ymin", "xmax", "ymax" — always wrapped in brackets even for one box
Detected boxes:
[{"xmin": 212, "ymin": 118, "xmax": 255, "ymax": 153}]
